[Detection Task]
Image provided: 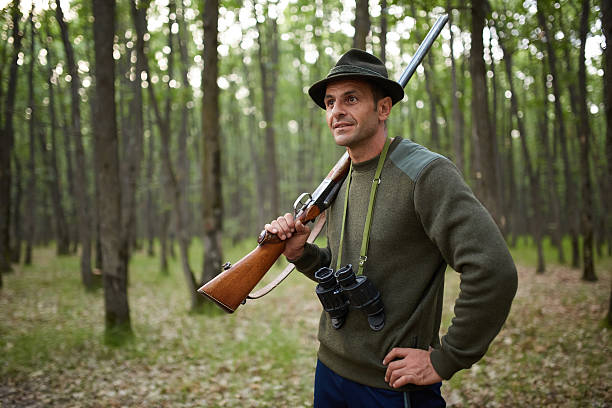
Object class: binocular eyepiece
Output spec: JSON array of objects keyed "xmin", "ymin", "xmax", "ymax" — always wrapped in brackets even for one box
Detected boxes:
[{"xmin": 314, "ymin": 264, "xmax": 385, "ymax": 331}]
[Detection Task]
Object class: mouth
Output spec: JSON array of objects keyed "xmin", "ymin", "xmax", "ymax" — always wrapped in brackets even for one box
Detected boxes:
[{"xmin": 333, "ymin": 121, "xmax": 354, "ymax": 130}]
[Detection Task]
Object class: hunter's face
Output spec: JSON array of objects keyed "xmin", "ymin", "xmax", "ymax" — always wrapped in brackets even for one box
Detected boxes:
[{"xmin": 324, "ymin": 79, "xmax": 381, "ymax": 149}]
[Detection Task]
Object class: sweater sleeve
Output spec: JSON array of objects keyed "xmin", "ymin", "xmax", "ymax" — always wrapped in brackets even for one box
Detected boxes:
[
  {"xmin": 288, "ymin": 242, "xmax": 332, "ymax": 282},
  {"xmin": 414, "ymin": 159, "xmax": 518, "ymax": 380}
]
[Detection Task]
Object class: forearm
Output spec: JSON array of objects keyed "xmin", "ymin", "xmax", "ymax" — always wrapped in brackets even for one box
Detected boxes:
[{"xmin": 289, "ymin": 242, "xmax": 332, "ymax": 282}]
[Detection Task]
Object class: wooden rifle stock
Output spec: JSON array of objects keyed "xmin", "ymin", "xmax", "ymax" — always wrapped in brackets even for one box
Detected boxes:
[{"xmin": 197, "ymin": 153, "xmax": 350, "ymax": 313}]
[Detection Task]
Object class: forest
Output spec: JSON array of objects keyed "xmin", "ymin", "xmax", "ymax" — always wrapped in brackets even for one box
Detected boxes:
[{"xmin": 1, "ymin": 0, "xmax": 610, "ymax": 406}]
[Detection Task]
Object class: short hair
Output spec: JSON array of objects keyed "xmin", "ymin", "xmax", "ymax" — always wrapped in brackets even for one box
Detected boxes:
[{"xmin": 368, "ymin": 82, "xmax": 389, "ymax": 111}]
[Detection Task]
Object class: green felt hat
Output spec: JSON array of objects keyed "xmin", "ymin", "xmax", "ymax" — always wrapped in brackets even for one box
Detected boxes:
[{"xmin": 308, "ymin": 49, "xmax": 405, "ymax": 109}]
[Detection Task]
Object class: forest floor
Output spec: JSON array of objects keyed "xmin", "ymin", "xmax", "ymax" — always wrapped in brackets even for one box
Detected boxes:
[{"xmin": 0, "ymin": 241, "xmax": 610, "ymax": 407}]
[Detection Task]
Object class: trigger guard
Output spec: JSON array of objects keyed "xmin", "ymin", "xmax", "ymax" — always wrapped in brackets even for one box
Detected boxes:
[{"xmin": 293, "ymin": 192, "xmax": 312, "ymax": 215}]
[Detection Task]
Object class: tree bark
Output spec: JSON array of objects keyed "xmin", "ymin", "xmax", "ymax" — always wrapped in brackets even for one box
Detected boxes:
[
  {"xmin": 92, "ymin": 0, "xmax": 131, "ymax": 335},
  {"xmin": 601, "ymin": 0, "xmax": 612, "ymax": 257},
  {"xmin": 10, "ymin": 152, "xmax": 22, "ymax": 264},
  {"xmin": 120, "ymin": 0, "xmax": 145, "ymax": 263},
  {"xmin": 379, "ymin": 0, "xmax": 387, "ymax": 62},
  {"xmin": 145, "ymin": 113, "xmax": 156, "ymax": 257},
  {"xmin": 55, "ymin": 0, "xmax": 94, "ymax": 289},
  {"xmin": 448, "ymin": 4, "xmax": 465, "ymax": 175},
  {"xmin": 470, "ymin": 0, "xmax": 502, "ymax": 226},
  {"xmin": 577, "ymin": 0, "xmax": 596, "ymax": 281},
  {"xmin": 557, "ymin": 10, "xmax": 582, "ymax": 268},
  {"xmin": 201, "ymin": 0, "xmax": 224, "ymax": 292},
  {"xmin": 0, "ymin": 2, "xmax": 23, "ymax": 276},
  {"xmin": 256, "ymin": 9, "xmax": 280, "ymax": 221},
  {"xmin": 602, "ymin": 0, "xmax": 612, "ymax": 327},
  {"xmin": 25, "ymin": 11, "xmax": 36, "ymax": 265},
  {"xmin": 353, "ymin": 0, "xmax": 370, "ymax": 50}
]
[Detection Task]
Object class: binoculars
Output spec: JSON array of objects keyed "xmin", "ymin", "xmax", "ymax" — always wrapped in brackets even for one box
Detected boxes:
[{"xmin": 314, "ymin": 264, "xmax": 385, "ymax": 331}]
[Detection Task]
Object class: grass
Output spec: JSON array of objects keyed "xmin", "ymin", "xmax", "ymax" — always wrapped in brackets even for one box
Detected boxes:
[{"xmin": 1, "ymin": 237, "xmax": 610, "ymax": 407}]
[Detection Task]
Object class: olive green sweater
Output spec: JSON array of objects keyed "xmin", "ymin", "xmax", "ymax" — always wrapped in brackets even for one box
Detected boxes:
[{"xmin": 292, "ymin": 137, "xmax": 517, "ymax": 391}]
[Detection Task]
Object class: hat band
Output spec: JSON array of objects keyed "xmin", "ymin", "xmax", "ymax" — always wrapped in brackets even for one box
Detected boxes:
[{"xmin": 328, "ymin": 64, "xmax": 387, "ymax": 79}]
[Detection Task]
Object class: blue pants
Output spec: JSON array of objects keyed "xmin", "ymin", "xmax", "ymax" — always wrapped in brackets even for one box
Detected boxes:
[{"xmin": 314, "ymin": 359, "xmax": 446, "ymax": 408}]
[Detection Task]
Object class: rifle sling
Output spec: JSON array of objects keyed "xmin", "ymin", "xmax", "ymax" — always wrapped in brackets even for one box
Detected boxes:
[{"xmin": 247, "ymin": 211, "xmax": 327, "ymax": 300}]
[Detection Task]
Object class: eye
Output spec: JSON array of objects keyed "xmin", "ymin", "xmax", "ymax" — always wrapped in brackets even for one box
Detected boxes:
[
  {"xmin": 325, "ymin": 99, "xmax": 335, "ymax": 109},
  {"xmin": 347, "ymin": 95, "xmax": 357, "ymax": 103}
]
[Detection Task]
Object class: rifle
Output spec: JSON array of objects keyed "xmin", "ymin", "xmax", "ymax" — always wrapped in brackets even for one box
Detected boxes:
[{"xmin": 197, "ymin": 14, "xmax": 449, "ymax": 313}]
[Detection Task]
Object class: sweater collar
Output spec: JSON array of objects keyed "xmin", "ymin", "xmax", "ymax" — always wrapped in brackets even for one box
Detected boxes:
[{"xmin": 351, "ymin": 136, "xmax": 401, "ymax": 173}]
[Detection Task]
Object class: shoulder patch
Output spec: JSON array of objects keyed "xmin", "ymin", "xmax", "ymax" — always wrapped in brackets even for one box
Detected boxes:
[{"xmin": 389, "ymin": 139, "xmax": 445, "ymax": 181}]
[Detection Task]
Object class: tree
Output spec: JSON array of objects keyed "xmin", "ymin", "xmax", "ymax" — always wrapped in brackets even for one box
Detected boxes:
[
  {"xmin": 601, "ymin": 0, "xmax": 612, "ymax": 328},
  {"xmin": 353, "ymin": 0, "xmax": 370, "ymax": 50},
  {"xmin": 201, "ymin": 0, "xmax": 223, "ymax": 293},
  {"xmin": 256, "ymin": 2, "xmax": 280, "ymax": 221},
  {"xmin": 24, "ymin": 9, "xmax": 36, "ymax": 265},
  {"xmin": 0, "ymin": 2, "xmax": 23, "ymax": 277},
  {"xmin": 92, "ymin": 0, "xmax": 131, "ymax": 335},
  {"xmin": 470, "ymin": 0, "xmax": 502, "ymax": 226},
  {"xmin": 55, "ymin": 0, "xmax": 95, "ymax": 289},
  {"xmin": 577, "ymin": 0, "xmax": 596, "ymax": 281}
]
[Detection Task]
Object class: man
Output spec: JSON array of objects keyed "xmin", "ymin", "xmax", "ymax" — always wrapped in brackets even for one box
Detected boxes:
[{"xmin": 265, "ymin": 49, "xmax": 517, "ymax": 408}]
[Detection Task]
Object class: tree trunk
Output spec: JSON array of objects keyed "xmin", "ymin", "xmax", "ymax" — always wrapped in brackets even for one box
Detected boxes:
[
  {"xmin": 10, "ymin": 152, "xmax": 22, "ymax": 264},
  {"xmin": 577, "ymin": 0, "xmax": 596, "ymax": 281},
  {"xmin": 353, "ymin": 0, "xmax": 370, "ymax": 50},
  {"xmin": 448, "ymin": 4, "xmax": 465, "ymax": 175},
  {"xmin": 557, "ymin": 11, "xmax": 582, "ymax": 268},
  {"xmin": 25, "ymin": 11, "xmax": 36, "ymax": 265},
  {"xmin": 424, "ymin": 51, "xmax": 440, "ymax": 150},
  {"xmin": 601, "ymin": 0, "xmax": 612, "ymax": 259},
  {"xmin": 176, "ymin": 0, "xmax": 193, "ymax": 241},
  {"xmin": 256, "ymin": 11, "xmax": 280, "ymax": 220},
  {"xmin": 92, "ymin": 0, "xmax": 131, "ymax": 336},
  {"xmin": 379, "ymin": 0, "xmax": 387, "ymax": 62},
  {"xmin": 55, "ymin": 0, "xmax": 94, "ymax": 289},
  {"xmin": 121, "ymin": 0, "xmax": 145, "ymax": 263},
  {"xmin": 201, "ymin": 0, "xmax": 224, "ymax": 294},
  {"xmin": 470, "ymin": 0, "xmax": 502, "ymax": 226},
  {"xmin": 0, "ymin": 2, "xmax": 23, "ymax": 276},
  {"xmin": 145, "ymin": 113, "xmax": 156, "ymax": 257}
]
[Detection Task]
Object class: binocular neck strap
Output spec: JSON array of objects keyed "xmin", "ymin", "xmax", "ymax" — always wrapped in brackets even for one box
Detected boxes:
[{"xmin": 336, "ymin": 137, "xmax": 392, "ymax": 275}]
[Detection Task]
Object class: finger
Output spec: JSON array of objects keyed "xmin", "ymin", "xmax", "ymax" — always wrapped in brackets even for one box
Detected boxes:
[
  {"xmin": 264, "ymin": 223, "xmax": 277, "ymax": 234},
  {"xmin": 385, "ymin": 359, "xmax": 408, "ymax": 383},
  {"xmin": 382, "ymin": 348, "xmax": 410, "ymax": 365},
  {"xmin": 392, "ymin": 374, "xmax": 416, "ymax": 389},
  {"xmin": 283, "ymin": 213, "xmax": 296, "ymax": 230},
  {"xmin": 294, "ymin": 220, "xmax": 310, "ymax": 235},
  {"xmin": 275, "ymin": 216, "xmax": 293, "ymax": 239}
]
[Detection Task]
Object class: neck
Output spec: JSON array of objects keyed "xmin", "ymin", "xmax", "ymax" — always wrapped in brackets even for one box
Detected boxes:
[{"xmin": 347, "ymin": 128, "xmax": 388, "ymax": 163}]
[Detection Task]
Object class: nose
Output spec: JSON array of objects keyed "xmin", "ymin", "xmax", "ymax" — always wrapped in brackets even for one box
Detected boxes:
[{"xmin": 330, "ymin": 100, "xmax": 346, "ymax": 118}]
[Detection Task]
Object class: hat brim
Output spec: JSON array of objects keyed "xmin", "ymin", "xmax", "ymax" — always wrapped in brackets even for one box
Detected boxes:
[{"xmin": 308, "ymin": 73, "xmax": 405, "ymax": 110}]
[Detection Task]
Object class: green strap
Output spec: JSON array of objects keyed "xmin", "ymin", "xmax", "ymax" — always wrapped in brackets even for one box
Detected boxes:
[{"xmin": 336, "ymin": 138, "xmax": 392, "ymax": 274}]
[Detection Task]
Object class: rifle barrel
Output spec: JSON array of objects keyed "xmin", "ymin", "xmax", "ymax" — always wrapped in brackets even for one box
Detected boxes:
[{"xmin": 397, "ymin": 14, "xmax": 449, "ymax": 88}]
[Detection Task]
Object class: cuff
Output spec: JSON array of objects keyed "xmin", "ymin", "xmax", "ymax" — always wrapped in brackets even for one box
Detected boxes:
[
  {"xmin": 288, "ymin": 243, "xmax": 323, "ymax": 275},
  {"xmin": 429, "ymin": 347, "xmax": 464, "ymax": 380}
]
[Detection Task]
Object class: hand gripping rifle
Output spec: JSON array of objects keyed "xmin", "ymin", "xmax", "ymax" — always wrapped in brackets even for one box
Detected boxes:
[{"xmin": 198, "ymin": 14, "xmax": 449, "ymax": 313}]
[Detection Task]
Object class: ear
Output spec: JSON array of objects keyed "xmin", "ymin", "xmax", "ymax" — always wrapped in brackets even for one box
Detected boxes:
[{"xmin": 377, "ymin": 96, "xmax": 392, "ymax": 121}]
